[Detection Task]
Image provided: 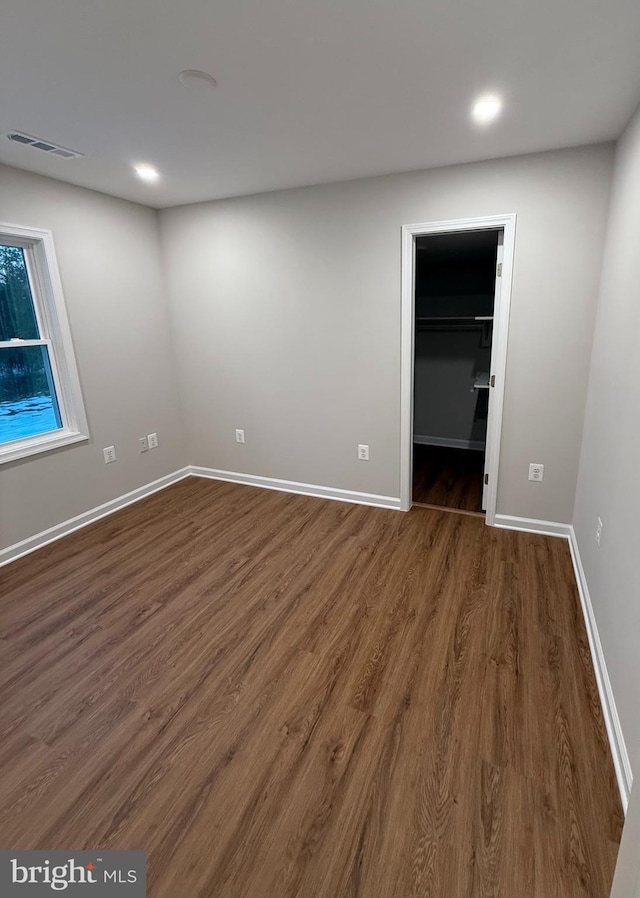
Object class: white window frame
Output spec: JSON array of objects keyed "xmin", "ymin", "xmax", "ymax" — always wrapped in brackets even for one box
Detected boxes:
[{"xmin": 0, "ymin": 222, "xmax": 88, "ymax": 463}]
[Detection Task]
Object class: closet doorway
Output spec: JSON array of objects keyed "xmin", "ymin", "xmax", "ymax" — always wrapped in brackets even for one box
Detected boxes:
[{"xmin": 400, "ymin": 215, "xmax": 516, "ymax": 523}]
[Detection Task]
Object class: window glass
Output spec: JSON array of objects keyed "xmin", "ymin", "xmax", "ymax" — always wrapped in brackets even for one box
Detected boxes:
[
  {"xmin": 0, "ymin": 244, "xmax": 39, "ymax": 340},
  {"xmin": 0, "ymin": 344, "xmax": 62, "ymax": 442}
]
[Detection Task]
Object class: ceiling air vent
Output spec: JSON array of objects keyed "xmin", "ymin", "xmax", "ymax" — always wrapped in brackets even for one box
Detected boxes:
[{"xmin": 4, "ymin": 131, "xmax": 84, "ymax": 160}]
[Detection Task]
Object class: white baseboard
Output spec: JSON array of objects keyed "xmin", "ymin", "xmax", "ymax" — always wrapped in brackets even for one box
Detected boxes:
[
  {"xmin": 0, "ymin": 467, "xmax": 191, "ymax": 568},
  {"xmin": 493, "ymin": 514, "xmax": 571, "ymax": 538},
  {"xmin": 0, "ymin": 465, "xmax": 399, "ymax": 567},
  {"xmin": 568, "ymin": 526, "xmax": 632, "ymax": 812},
  {"xmin": 494, "ymin": 515, "xmax": 631, "ymax": 811},
  {"xmin": 413, "ymin": 435, "xmax": 485, "ymax": 451},
  {"xmin": 189, "ymin": 465, "xmax": 401, "ymax": 510}
]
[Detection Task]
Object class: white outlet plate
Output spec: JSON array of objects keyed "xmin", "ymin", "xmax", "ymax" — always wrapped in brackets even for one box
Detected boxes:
[
  {"xmin": 358, "ymin": 444, "xmax": 369, "ymax": 461},
  {"xmin": 528, "ymin": 463, "xmax": 544, "ymax": 482},
  {"xmin": 139, "ymin": 436, "xmax": 149, "ymax": 452},
  {"xmin": 235, "ymin": 429, "xmax": 245, "ymax": 444},
  {"xmin": 147, "ymin": 432, "xmax": 158, "ymax": 449},
  {"xmin": 103, "ymin": 446, "xmax": 116, "ymax": 464}
]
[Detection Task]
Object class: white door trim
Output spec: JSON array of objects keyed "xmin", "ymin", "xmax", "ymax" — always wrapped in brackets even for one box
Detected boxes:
[{"xmin": 400, "ymin": 213, "xmax": 517, "ymax": 524}]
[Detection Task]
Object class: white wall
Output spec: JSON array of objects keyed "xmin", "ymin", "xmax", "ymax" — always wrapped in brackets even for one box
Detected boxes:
[
  {"xmin": 573, "ymin": 102, "xmax": 640, "ymax": 774},
  {"xmin": 159, "ymin": 145, "xmax": 613, "ymax": 519},
  {"xmin": 0, "ymin": 165, "xmax": 186, "ymax": 552},
  {"xmin": 612, "ymin": 764, "xmax": 640, "ymax": 898},
  {"xmin": 612, "ymin": 749, "xmax": 640, "ymax": 898},
  {"xmin": 0, "ymin": 142, "xmax": 617, "ymax": 554}
]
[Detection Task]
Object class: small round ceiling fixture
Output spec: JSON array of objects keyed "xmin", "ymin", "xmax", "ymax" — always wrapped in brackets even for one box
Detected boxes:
[
  {"xmin": 471, "ymin": 94, "xmax": 503, "ymax": 125},
  {"xmin": 134, "ymin": 163, "xmax": 160, "ymax": 183},
  {"xmin": 178, "ymin": 69, "xmax": 218, "ymax": 90}
]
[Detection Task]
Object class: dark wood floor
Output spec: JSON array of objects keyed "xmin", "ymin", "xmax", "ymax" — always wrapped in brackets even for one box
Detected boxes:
[
  {"xmin": 413, "ymin": 442, "xmax": 485, "ymax": 511},
  {"xmin": 0, "ymin": 478, "xmax": 622, "ymax": 897}
]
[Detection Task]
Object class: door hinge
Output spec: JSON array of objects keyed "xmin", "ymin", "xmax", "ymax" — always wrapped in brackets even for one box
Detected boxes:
[
  {"xmin": 497, "ymin": 262, "xmax": 502, "ymax": 277},
  {"xmin": 490, "ymin": 374, "xmax": 495, "ymax": 388},
  {"xmin": 484, "ymin": 473, "xmax": 489, "ymax": 485}
]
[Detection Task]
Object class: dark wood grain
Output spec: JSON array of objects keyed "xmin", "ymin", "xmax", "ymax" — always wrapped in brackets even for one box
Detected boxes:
[
  {"xmin": 0, "ymin": 478, "xmax": 622, "ymax": 897},
  {"xmin": 413, "ymin": 442, "xmax": 485, "ymax": 511}
]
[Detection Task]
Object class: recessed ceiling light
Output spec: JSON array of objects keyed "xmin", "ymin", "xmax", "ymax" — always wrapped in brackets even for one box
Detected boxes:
[
  {"xmin": 178, "ymin": 69, "xmax": 217, "ymax": 90},
  {"xmin": 471, "ymin": 94, "xmax": 503, "ymax": 125},
  {"xmin": 134, "ymin": 163, "xmax": 160, "ymax": 183}
]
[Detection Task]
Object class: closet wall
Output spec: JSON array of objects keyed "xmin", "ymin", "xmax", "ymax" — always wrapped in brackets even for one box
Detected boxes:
[
  {"xmin": 413, "ymin": 231, "xmax": 498, "ymax": 450},
  {"xmin": 414, "ymin": 331, "xmax": 490, "ymax": 447}
]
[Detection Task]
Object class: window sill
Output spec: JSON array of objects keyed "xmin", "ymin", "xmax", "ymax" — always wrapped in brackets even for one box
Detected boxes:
[{"xmin": 0, "ymin": 429, "xmax": 89, "ymax": 464}]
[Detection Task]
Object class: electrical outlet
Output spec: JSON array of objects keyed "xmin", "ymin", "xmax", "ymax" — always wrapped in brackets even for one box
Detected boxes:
[
  {"xmin": 596, "ymin": 517, "xmax": 603, "ymax": 547},
  {"xmin": 235, "ymin": 429, "xmax": 245, "ymax": 444},
  {"xmin": 103, "ymin": 445, "xmax": 116, "ymax": 464},
  {"xmin": 358, "ymin": 444, "xmax": 369, "ymax": 461},
  {"xmin": 139, "ymin": 436, "xmax": 149, "ymax": 452},
  {"xmin": 528, "ymin": 463, "xmax": 544, "ymax": 482},
  {"xmin": 147, "ymin": 432, "xmax": 158, "ymax": 449}
]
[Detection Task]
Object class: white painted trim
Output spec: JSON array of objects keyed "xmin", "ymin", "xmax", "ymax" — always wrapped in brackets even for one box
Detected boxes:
[
  {"xmin": 400, "ymin": 213, "xmax": 517, "ymax": 524},
  {"xmin": 0, "ymin": 428, "xmax": 88, "ymax": 464},
  {"xmin": 568, "ymin": 526, "xmax": 632, "ymax": 812},
  {"xmin": 0, "ymin": 468, "xmax": 191, "ymax": 567},
  {"xmin": 189, "ymin": 466, "xmax": 401, "ymax": 510},
  {"xmin": 400, "ymin": 221, "xmax": 417, "ymax": 512},
  {"xmin": 0, "ymin": 465, "xmax": 401, "ymax": 568},
  {"xmin": 493, "ymin": 514, "xmax": 571, "ymax": 538},
  {"xmin": 413, "ymin": 435, "xmax": 485, "ymax": 451}
]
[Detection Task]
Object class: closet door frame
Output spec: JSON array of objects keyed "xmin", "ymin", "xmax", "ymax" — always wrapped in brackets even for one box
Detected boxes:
[{"xmin": 399, "ymin": 213, "xmax": 517, "ymax": 524}]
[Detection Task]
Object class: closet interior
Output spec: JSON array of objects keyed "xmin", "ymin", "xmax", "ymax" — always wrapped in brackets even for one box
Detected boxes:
[{"xmin": 412, "ymin": 229, "xmax": 500, "ymax": 512}]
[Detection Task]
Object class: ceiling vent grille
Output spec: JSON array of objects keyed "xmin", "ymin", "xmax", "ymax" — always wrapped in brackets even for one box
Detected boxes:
[{"xmin": 4, "ymin": 131, "xmax": 84, "ymax": 160}]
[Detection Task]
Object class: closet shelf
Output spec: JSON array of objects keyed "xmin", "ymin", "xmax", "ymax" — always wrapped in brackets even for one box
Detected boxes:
[
  {"xmin": 416, "ymin": 315, "xmax": 494, "ymax": 334},
  {"xmin": 472, "ymin": 371, "xmax": 491, "ymax": 390},
  {"xmin": 416, "ymin": 316, "xmax": 493, "ymax": 323}
]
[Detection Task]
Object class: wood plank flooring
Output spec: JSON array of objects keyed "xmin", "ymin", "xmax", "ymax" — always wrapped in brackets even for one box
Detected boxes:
[
  {"xmin": 0, "ymin": 478, "xmax": 622, "ymax": 897},
  {"xmin": 413, "ymin": 443, "xmax": 485, "ymax": 511}
]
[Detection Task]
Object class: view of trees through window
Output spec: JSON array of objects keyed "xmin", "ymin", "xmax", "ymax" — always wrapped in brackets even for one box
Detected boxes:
[{"xmin": 0, "ymin": 244, "xmax": 62, "ymax": 444}]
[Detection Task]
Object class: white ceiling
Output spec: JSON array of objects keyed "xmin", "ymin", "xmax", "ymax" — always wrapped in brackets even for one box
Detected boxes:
[{"xmin": 2, "ymin": 0, "xmax": 640, "ymax": 209}]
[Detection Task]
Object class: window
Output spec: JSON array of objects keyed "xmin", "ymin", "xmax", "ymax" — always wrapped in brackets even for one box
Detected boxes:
[{"xmin": 0, "ymin": 223, "xmax": 88, "ymax": 463}]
